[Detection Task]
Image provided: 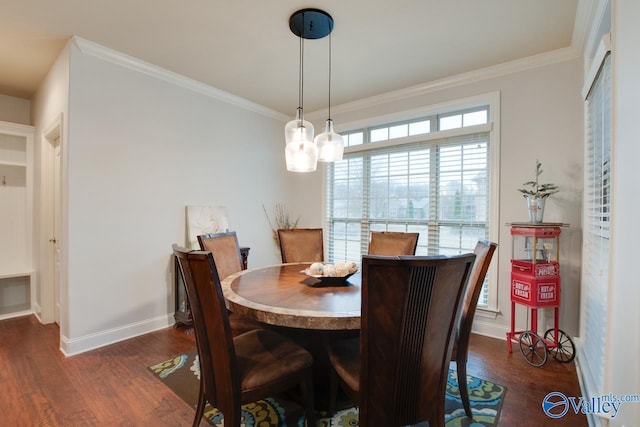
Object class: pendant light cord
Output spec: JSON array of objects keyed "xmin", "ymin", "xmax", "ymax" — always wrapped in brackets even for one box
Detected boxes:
[
  {"xmin": 328, "ymin": 33, "xmax": 332, "ymax": 120},
  {"xmin": 298, "ymin": 34, "xmax": 303, "ymax": 110},
  {"xmin": 298, "ymin": 12, "xmax": 305, "ymax": 121}
]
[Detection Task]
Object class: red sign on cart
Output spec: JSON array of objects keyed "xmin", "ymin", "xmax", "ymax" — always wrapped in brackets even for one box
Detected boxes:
[
  {"xmin": 538, "ymin": 283, "xmax": 557, "ymax": 302},
  {"xmin": 511, "ymin": 273, "xmax": 560, "ymax": 307},
  {"xmin": 512, "ymin": 280, "xmax": 530, "ymax": 300}
]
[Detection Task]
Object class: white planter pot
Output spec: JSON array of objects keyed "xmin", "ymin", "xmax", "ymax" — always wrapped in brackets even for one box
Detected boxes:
[{"xmin": 525, "ymin": 196, "xmax": 546, "ymax": 223}]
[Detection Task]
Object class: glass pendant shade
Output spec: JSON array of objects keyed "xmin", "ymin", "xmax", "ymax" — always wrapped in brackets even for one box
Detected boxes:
[
  {"xmin": 285, "ymin": 133, "xmax": 318, "ymax": 172},
  {"xmin": 315, "ymin": 119, "xmax": 344, "ymax": 162},
  {"xmin": 284, "ymin": 108, "xmax": 314, "ymax": 145},
  {"xmin": 285, "ymin": 108, "xmax": 317, "ymax": 172}
]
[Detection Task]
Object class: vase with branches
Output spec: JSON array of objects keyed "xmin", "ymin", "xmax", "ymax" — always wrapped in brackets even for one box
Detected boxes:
[{"xmin": 263, "ymin": 202, "xmax": 299, "ymax": 248}]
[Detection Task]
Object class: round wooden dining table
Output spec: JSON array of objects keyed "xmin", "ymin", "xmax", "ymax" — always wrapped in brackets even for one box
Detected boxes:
[{"xmin": 220, "ymin": 262, "xmax": 361, "ymax": 330}]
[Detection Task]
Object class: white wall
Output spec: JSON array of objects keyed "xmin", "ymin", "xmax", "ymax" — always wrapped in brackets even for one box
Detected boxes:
[
  {"xmin": 308, "ymin": 57, "xmax": 584, "ymax": 339},
  {"xmin": 0, "ymin": 94, "xmax": 30, "ymax": 125},
  {"xmin": 40, "ymin": 39, "xmax": 301, "ymax": 354}
]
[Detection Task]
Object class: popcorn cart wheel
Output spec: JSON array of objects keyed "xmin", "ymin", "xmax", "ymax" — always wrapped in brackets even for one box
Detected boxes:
[
  {"xmin": 543, "ymin": 328, "xmax": 576, "ymax": 363},
  {"xmin": 518, "ymin": 330, "xmax": 547, "ymax": 367},
  {"xmin": 517, "ymin": 328, "xmax": 575, "ymax": 367}
]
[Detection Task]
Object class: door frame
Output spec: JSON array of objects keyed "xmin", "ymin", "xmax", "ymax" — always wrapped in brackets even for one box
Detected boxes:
[{"xmin": 39, "ymin": 114, "xmax": 65, "ymax": 325}]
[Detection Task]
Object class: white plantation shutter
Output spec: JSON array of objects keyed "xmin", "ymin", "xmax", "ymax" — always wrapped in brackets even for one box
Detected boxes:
[
  {"xmin": 326, "ymin": 132, "xmax": 491, "ymax": 304},
  {"xmin": 327, "ymin": 156, "xmax": 368, "ymax": 263},
  {"xmin": 577, "ymin": 37, "xmax": 611, "ymax": 399}
]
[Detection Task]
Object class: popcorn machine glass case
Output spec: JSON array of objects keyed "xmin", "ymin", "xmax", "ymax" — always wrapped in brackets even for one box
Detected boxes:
[{"xmin": 510, "ymin": 225, "xmax": 560, "ymax": 308}]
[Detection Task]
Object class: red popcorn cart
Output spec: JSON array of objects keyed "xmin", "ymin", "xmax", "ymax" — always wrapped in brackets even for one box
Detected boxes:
[{"xmin": 506, "ymin": 223, "xmax": 575, "ymax": 366}]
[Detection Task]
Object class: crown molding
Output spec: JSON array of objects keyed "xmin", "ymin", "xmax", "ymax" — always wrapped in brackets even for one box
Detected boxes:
[
  {"xmin": 71, "ymin": 17, "xmax": 585, "ymax": 125},
  {"xmin": 571, "ymin": 0, "xmax": 595, "ymax": 55},
  {"xmin": 307, "ymin": 45, "xmax": 580, "ymax": 120},
  {"xmin": 71, "ymin": 36, "xmax": 289, "ymax": 122},
  {"xmin": 581, "ymin": 0, "xmax": 610, "ymax": 59}
]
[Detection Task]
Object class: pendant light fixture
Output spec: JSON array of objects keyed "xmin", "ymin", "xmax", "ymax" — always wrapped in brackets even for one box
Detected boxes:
[
  {"xmin": 284, "ymin": 28, "xmax": 316, "ymax": 172},
  {"xmin": 315, "ymin": 32, "xmax": 344, "ymax": 162},
  {"xmin": 285, "ymin": 8, "xmax": 340, "ymax": 172}
]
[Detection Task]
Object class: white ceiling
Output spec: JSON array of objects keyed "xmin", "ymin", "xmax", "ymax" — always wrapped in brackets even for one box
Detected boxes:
[{"xmin": 0, "ymin": 0, "xmax": 585, "ymax": 115}]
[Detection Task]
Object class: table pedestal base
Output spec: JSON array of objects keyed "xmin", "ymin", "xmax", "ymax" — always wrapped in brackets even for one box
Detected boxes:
[{"xmin": 269, "ymin": 325, "xmax": 359, "ymax": 411}]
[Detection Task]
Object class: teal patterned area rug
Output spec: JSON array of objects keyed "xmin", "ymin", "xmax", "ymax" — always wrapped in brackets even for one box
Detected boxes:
[{"xmin": 149, "ymin": 349, "xmax": 505, "ymax": 427}]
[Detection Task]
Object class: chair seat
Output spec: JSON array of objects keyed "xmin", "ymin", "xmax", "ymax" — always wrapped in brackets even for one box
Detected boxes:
[
  {"xmin": 327, "ymin": 337, "xmax": 360, "ymax": 397},
  {"xmin": 235, "ymin": 329, "xmax": 313, "ymax": 396}
]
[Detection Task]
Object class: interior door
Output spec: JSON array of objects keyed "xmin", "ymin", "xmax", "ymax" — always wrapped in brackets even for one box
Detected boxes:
[{"xmin": 53, "ymin": 136, "xmax": 61, "ymax": 324}]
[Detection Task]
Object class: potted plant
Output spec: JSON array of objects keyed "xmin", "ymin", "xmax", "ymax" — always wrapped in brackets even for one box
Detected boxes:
[{"xmin": 518, "ymin": 160, "xmax": 559, "ymax": 223}]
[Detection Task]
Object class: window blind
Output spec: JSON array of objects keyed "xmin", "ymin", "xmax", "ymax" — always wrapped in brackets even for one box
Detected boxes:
[
  {"xmin": 326, "ymin": 132, "xmax": 491, "ymax": 303},
  {"xmin": 580, "ymin": 50, "xmax": 611, "ymax": 396}
]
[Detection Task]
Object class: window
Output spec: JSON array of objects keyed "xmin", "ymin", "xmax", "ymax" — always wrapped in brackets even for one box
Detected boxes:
[
  {"xmin": 578, "ymin": 40, "xmax": 611, "ymax": 397},
  {"xmin": 326, "ymin": 100, "xmax": 498, "ymax": 308}
]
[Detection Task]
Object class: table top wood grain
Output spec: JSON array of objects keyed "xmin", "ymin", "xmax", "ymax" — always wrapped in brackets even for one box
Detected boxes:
[{"xmin": 220, "ymin": 263, "xmax": 361, "ymax": 330}]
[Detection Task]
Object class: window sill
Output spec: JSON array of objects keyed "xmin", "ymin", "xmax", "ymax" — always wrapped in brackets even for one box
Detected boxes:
[{"xmin": 475, "ymin": 306, "xmax": 500, "ymax": 320}]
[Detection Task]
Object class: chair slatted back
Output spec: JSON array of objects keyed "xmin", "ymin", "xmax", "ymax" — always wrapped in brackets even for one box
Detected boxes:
[{"xmin": 359, "ymin": 253, "xmax": 475, "ymax": 427}]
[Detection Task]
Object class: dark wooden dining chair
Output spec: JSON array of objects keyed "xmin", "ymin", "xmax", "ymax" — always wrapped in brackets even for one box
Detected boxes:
[
  {"xmin": 452, "ymin": 239, "xmax": 497, "ymax": 418},
  {"xmin": 172, "ymin": 244, "xmax": 316, "ymax": 427},
  {"xmin": 277, "ymin": 228, "xmax": 324, "ymax": 263},
  {"xmin": 327, "ymin": 253, "xmax": 476, "ymax": 427},
  {"xmin": 367, "ymin": 231, "xmax": 419, "ymax": 256},
  {"xmin": 184, "ymin": 233, "xmax": 261, "ymax": 337}
]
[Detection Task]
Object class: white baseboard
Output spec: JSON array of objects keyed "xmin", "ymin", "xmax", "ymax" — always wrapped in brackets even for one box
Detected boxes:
[
  {"xmin": 0, "ymin": 308, "xmax": 33, "ymax": 321},
  {"xmin": 471, "ymin": 317, "xmax": 511, "ymax": 341},
  {"xmin": 60, "ymin": 314, "xmax": 174, "ymax": 356},
  {"xmin": 574, "ymin": 338, "xmax": 608, "ymax": 427},
  {"xmin": 32, "ymin": 301, "xmax": 42, "ymax": 322}
]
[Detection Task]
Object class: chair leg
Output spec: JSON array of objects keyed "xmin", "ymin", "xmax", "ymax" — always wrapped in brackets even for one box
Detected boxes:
[
  {"xmin": 300, "ymin": 369, "xmax": 316, "ymax": 426},
  {"xmin": 223, "ymin": 407, "xmax": 242, "ymax": 427},
  {"xmin": 432, "ymin": 394, "xmax": 447, "ymax": 427},
  {"xmin": 457, "ymin": 361, "xmax": 473, "ymax": 418},
  {"xmin": 193, "ymin": 379, "xmax": 206, "ymax": 427}
]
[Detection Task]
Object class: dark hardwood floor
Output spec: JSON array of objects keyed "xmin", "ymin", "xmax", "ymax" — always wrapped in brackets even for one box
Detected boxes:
[{"xmin": 0, "ymin": 315, "xmax": 587, "ymax": 426}]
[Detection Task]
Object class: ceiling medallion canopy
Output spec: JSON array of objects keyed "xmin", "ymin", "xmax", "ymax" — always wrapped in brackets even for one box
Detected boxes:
[{"xmin": 289, "ymin": 8, "xmax": 334, "ymax": 39}]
